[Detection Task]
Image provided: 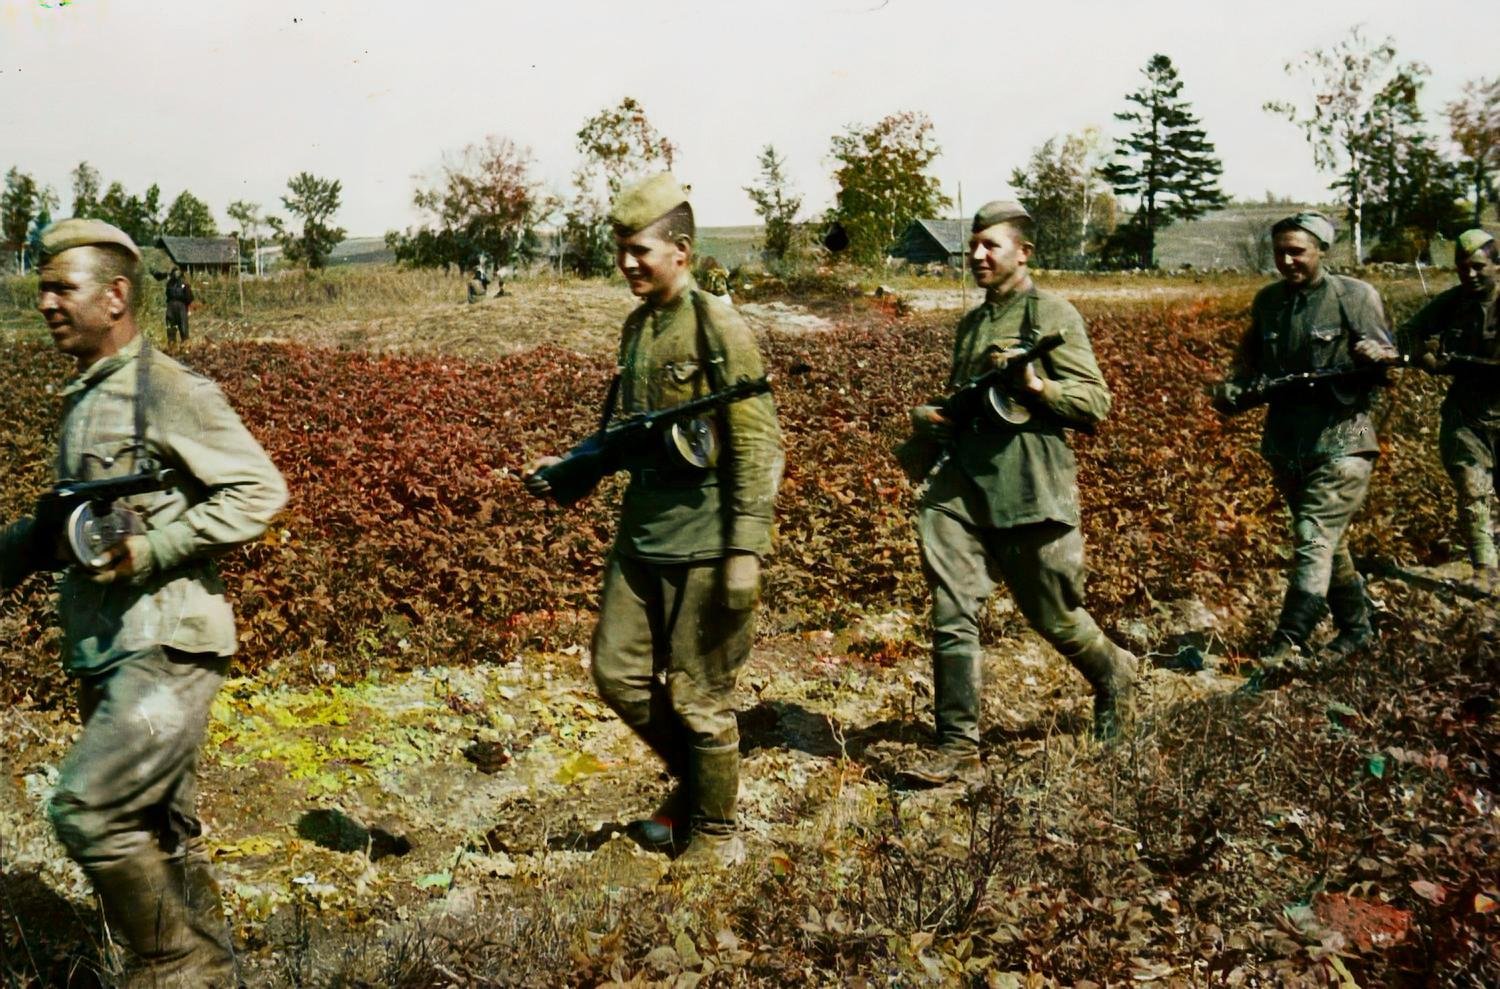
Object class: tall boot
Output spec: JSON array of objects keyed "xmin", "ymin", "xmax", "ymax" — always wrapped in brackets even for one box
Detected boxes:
[
  {"xmin": 178, "ymin": 838, "xmax": 237, "ymax": 986},
  {"xmin": 1070, "ymin": 639, "xmax": 1138, "ymax": 743},
  {"xmin": 623, "ymin": 711, "xmax": 691, "ymax": 851},
  {"xmin": 89, "ymin": 854, "xmax": 198, "ymax": 989},
  {"xmin": 1325, "ymin": 576, "xmax": 1375, "ymax": 661},
  {"xmin": 897, "ymin": 651, "xmax": 983, "ymax": 786},
  {"xmin": 672, "ymin": 744, "xmax": 745, "ymax": 870},
  {"xmin": 1251, "ymin": 587, "xmax": 1327, "ymax": 689}
]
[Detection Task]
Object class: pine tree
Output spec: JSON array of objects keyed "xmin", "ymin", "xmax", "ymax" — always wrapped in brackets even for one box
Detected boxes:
[
  {"xmin": 1101, "ymin": 54, "xmax": 1226, "ymax": 268},
  {"xmin": 744, "ymin": 144, "xmax": 802, "ymax": 262}
]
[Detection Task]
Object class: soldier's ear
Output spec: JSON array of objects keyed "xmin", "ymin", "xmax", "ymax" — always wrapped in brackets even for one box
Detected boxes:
[{"xmin": 106, "ymin": 276, "xmax": 131, "ymax": 318}]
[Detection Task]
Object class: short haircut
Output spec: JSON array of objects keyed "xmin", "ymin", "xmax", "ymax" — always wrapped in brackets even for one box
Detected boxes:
[
  {"xmin": 1003, "ymin": 216, "xmax": 1036, "ymax": 247},
  {"xmin": 1270, "ymin": 217, "xmax": 1328, "ymax": 251},
  {"xmin": 88, "ymin": 244, "xmax": 144, "ymax": 315},
  {"xmin": 1461, "ymin": 239, "xmax": 1500, "ymax": 263},
  {"xmin": 644, "ymin": 202, "xmax": 695, "ymax": 249}
]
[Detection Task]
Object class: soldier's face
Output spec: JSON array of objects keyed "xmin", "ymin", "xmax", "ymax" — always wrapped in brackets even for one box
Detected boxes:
[
  {"xmin": 37, "ymin": 249, "xmax": 122, "ymax": 367},
  {"xmin": 616, "ymin": 229, "xmax": 689, "ymax": 304},
  {"xmin": 1273, "ymin": 230, "xmax": 1322, "ymax": 287},
  {"xmin": 1457, "ymin": 249, "xmax": 1496, "ymax": 296},
  {"xmin": 969, "ymin": 224, "xmax": 1031, "ymax": 291}
]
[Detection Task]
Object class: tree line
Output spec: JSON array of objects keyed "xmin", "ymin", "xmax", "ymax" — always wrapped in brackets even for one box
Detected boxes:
[
  {"xmin": 1, "ymin": 165, "xmax": 348, "ymax": 274},
  {"xmin": 6, "ymin": 26, "xmax": 1495, "ymax": 278}
]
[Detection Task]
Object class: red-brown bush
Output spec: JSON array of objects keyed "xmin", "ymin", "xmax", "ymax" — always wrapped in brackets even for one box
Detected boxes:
[{"xmin": 0, "ymin": 294, "xmax": 1458, "ymax": 705}]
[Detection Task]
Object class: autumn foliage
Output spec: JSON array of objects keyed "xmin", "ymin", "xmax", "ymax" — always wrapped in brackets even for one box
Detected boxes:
[{"xmin": 0, "ymin": 290, "xmax": 1459, "ymax": 705}]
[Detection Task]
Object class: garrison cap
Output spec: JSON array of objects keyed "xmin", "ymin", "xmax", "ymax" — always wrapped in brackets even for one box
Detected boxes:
[
  {"xmin": 972, "ymin": 200, "xmax": 1031, "ymax": 233},
  {"xmin": 1277, "ymin": 210, "xmax": 1336, "ymax": 249},
  {"xmin": 609, "ymin": 172, "xmax": 690, "ymax": 236},
  {"xmin": 37, "ymin": 217, "xmax": 142, "ymax": 261},
  {"xmin": 1457, "ymin": 228, "xmax": 1495, "ymax": 258}
]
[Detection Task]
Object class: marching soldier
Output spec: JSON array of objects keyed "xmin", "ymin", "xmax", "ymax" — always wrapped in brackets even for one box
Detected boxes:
[
  {"xmin": 2, "ymin": 219, "xmax": 287, "ymax": 986},
  {"xmin": 524, "ymin": 174, "xmax": 782, "ymax": 868},
  {"xmin": 1212, "ymin": 211, "xmax": 1397, "ymax": 680},
  {"xmin": 1400, "ymin": 229, "xmax": 1500, "ymax": 580},
  {"xmin": 898, "ymin": 200, "xmax": 1137, "ymax": 787}
]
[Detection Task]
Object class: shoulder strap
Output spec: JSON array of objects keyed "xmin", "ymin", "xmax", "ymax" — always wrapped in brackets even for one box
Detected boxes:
[
  {"xmin": 689, "ymin": 289, "xmax": 729, "ymax": 392},
  {"xmin": 134, "ymin": 334, "xmax": 158, "ymax": 471},
  {"xmin": 1023, "ymin": 291, "xmax": 1061, "ymax": 378},
  {"xmin": 598, "ymin": 372, "xmax": 621, "ymax": 429}
]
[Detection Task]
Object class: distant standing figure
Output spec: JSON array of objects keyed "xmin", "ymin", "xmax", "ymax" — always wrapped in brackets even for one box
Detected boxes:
[
  {"xmin": 164, "ymin": 267, "xmax": 192, "ymax": 345},
  {"xmin": 467, "ymin": 267, "xmax": 489, "ymax": 304}
]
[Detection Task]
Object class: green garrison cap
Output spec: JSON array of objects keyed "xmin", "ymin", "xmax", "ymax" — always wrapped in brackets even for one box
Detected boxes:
[
  {"xmin": 609, "ymin": 173, "xmax": 689, "ymax": 235},
  {"xmin": 37, "ymin": 217, "xmax": 141, "ymax": 261},
  {"xmin": 1457, "ymin": 228, "xmax": 1495, "ymax": 258},
  {"xmin": 972, "ymin": 199, "xmax": 1031, "ymax": 233},
  {"xmin": 1279, "ymin": 210, "xmax": 1336, "ymax": 249}
]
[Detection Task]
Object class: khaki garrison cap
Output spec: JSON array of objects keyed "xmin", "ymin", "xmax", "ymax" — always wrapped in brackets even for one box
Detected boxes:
[
  {"xmin": 972, "ymin": 200, "xmax": 1031, "ymax": 233},
  {"xmin": 609, "ymin": 173, "xmax": 689, "ymax": 236},
  {"xmin": 1457, "ymin": 228, "xmax": 1495, "ymax": 258},
  {"xmin": 37, "ymin": 217, "xmax": 142, "ymax": 261},
  {"xmin": 1279, "ymin": 211, "xmax": 1336, "ymax": 249}
]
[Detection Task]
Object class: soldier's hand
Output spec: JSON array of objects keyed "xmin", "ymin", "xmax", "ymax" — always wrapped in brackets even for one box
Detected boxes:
[
  {"xmin": 521, "ymin": 457, "xmax": 562, "ymax": 497},
  {"xmin": 1209, "ymin": 381, "xmax": 1243, "ymax": 417},
  {"xmin": 910, "ymin": 405, "xmax": 952, "ymax": 442},
  {"xmin": 722, "ymin": 551, "xmax": 760, "ymax": 611},
  {"xmin": 1353, "ymin": 338, "xmax": 1398, "ymax": 364},
  {"xmin": 999, "ymin": 348, "xmax": 1045, "ymax": 394},
  {"xmin": 89, "ymin": 534, "xmax": 154, "ymax": 585},
  {"xmin": 1417, "ymin": 339, "xmax": 1447, "ymax": 374}
]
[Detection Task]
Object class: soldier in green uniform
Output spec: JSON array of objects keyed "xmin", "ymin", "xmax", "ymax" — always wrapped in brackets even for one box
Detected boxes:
[
  {"xmin": 899, "ymin": 200, "xmax": 1137, "ymax": 787},
  {"xmin": 1400, "ymin": 229, "xmax": 1500, "ymax": 577},
  {"xmin": 1, "ymin": 220, "xmax": 288, "ymax": 987},
  {"xmin": 523, "ymin": 174, "xmax": 782, "ymax": 867},
  {"xmin": 1212, "ymin": 211, "xmax": 1396, "ymax": 677}
]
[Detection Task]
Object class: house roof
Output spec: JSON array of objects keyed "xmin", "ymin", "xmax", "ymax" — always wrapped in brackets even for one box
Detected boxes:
[
  {"xmin": 904, "ymin": 218, "xmax": 967, "ymax": 255},
  {"xmin": 156, "ymin": 236, "xmax": 238, "ymax": 265}
]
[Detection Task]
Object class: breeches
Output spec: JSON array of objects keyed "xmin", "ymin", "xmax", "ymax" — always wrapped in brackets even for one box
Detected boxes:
[
  {"xmin": 1439, "ymin": 416, "xmax": 1499, "ymax": 567},
  {"xmin": 919, "ymin": 508, "xmax": 1104, "ymax": 663},
  {"xmin": 1270, "ymin": 454, "xmax": 1374, "ymax": 596},
  {"xmin": 590, "ymin": 552, "xmax": 755, "ymax": 758},
  {"xmin": 48, "ymin": 646, "xmax": 228, "ymax": 868}
]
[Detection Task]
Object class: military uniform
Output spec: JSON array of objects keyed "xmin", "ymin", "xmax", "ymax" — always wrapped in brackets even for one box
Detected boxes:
[
  {"xmin": 1217, "ymin": 217, "xmax": 1393, "ymax": 662},
  {"xmin": 913, "ymin": 279, "xmax": 1133, "ymax": 760},
  {"xmin": 1401, "ymin": 230, "xmax": 1500, "ymax": 569},
  {"xmin": 165, "ymin": 272, "xmax": 191, "ymax": 344},
  {"xmin": 4, "ymin": 220, "xmax": 287, "ymax": 987},
  {"xmin": 578, "ymin": 175, "xmax": 781, "ymax": 863},
  {"xmin": 467, "ymin": 269, "xmax": 488, "ymax": 304}
]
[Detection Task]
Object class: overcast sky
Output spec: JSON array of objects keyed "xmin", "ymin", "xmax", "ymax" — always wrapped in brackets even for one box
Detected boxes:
[{"xmin": 2, "ymin": 0, "xmax": 1496, "ymax": 237}]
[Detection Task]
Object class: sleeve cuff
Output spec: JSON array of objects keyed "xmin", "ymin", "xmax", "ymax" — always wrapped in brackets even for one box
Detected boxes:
[
  {"xmin": 145, "ymin": 524, "xmax": 194, "ymax": 573},
  {"xmin": 727, "ymin": 518, "xmax": 773, "ymax": 558},
  {"xmin": 1036, "ymin": 378, "xmax": 1064, "ymax": 409}
]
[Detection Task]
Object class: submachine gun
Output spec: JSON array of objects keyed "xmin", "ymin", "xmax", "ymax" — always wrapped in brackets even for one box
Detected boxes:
[
  {"xmin": 1228, "ymin": 358, "xmax": 1404, "ymax": 412},
  {"xmin": 1434, "ymin": 353, "xmax": 1500, "ymax": 379},
  {"xmin": 535, "ymin": 376, "xmax": 773, "ymax": 506},
  {"xmin": 35, "ymin": 468, "xmax": 180, "ymax": 571},
  {"xmin": 893, "ymin": 330, "xmax": 1066, "ymax": 481}
]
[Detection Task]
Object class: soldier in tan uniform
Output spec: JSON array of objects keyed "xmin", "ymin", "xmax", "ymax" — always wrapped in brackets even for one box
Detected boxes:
[
  {"xmin": 1400, "ymin": 229, "xmax": 1500, "ymax": 578},
  {"xmin": 899, "ymin": 200, "xmax": 1137, "ymax": 787},
  {"xmin": 1, "ymin": 219, "xmax": 287, "ymax": 987},
  {"xmin": 524, "ymin": 174, "xmax": 782, "ymax": 868}
]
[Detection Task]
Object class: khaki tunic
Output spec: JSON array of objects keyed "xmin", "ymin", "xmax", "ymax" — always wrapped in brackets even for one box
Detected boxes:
[
  {"xmin": 922, "ymin": 286, "xmax": 1111, "ymax": 530},
  {"xmin": 52, "ymin": 336, "xmax": 288, "ymax": 674},
  {"xmin": 614, "ymin": 284, "xmax": 781, "ymax": 561}
]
